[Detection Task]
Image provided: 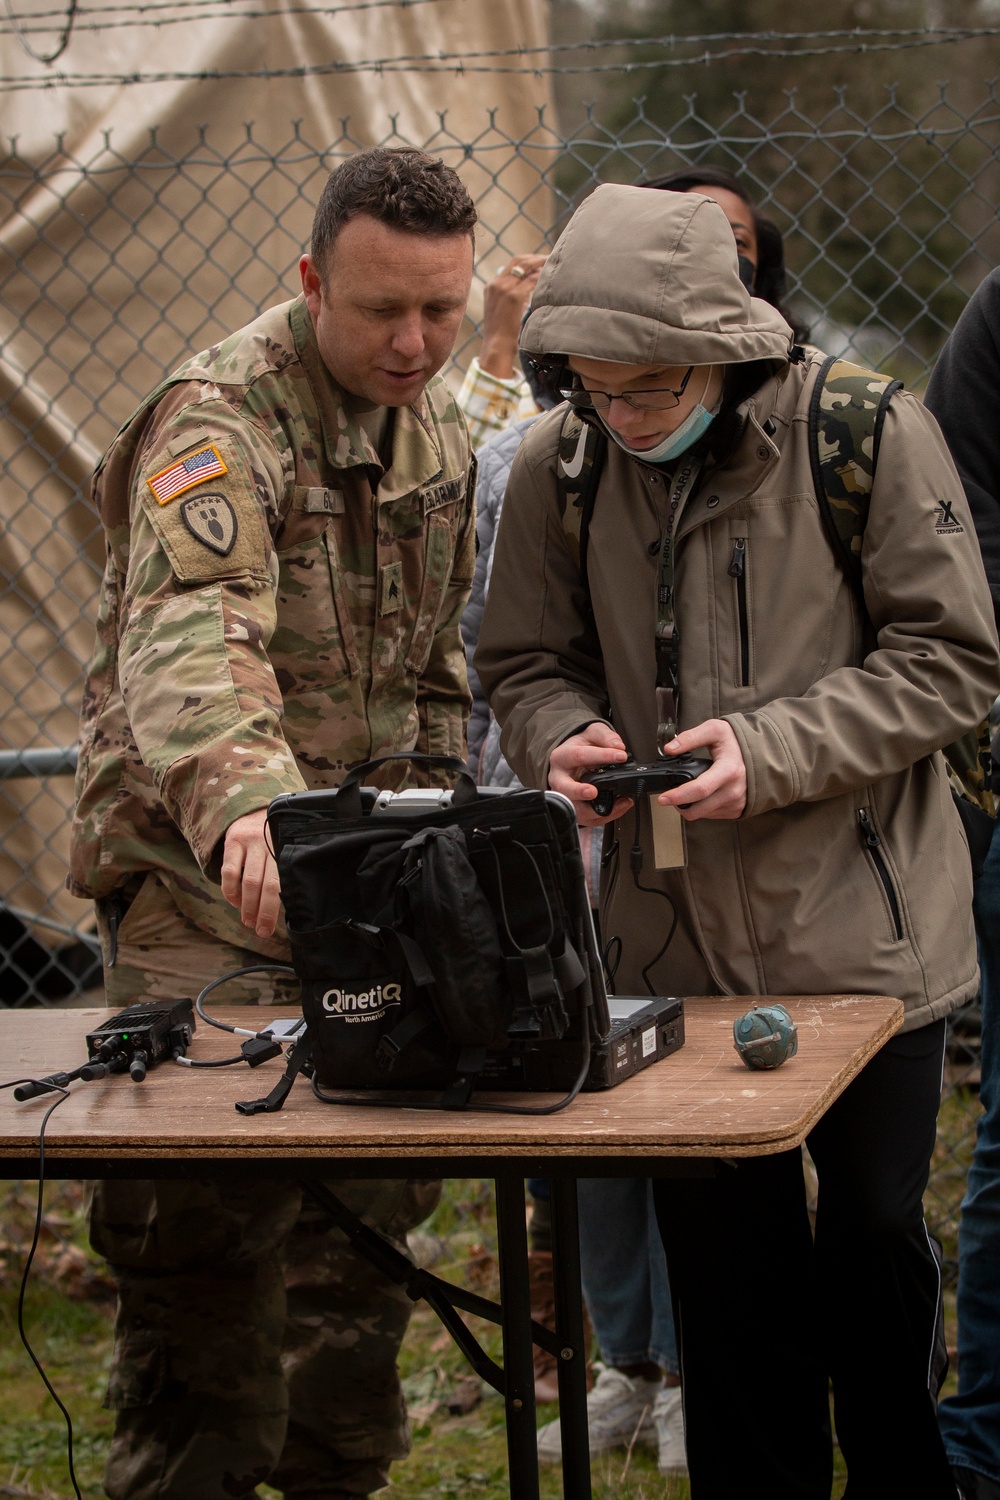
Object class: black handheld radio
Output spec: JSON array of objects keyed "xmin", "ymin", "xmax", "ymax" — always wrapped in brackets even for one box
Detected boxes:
[{"xmin": 13, "ymin": 999, "xmax": 195, "ymax": 1100}]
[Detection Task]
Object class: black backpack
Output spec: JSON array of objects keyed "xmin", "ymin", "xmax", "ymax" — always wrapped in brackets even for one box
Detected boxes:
[{"xmin": 261, "ymin": 754, "xmax": 607, "ymax": 1113}]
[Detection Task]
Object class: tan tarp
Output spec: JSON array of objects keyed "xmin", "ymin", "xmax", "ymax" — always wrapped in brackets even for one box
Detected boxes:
[{"xmin": 0, "ymin": 0, "xmax": 553, "ymax": 942}]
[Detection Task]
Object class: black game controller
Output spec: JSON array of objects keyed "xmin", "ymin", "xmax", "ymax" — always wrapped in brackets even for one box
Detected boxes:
[{"xmin": 588, "ymin": 754, "xmax": 713, "ymax": 818}]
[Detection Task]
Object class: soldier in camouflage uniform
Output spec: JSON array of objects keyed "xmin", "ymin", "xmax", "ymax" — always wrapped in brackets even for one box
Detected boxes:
[{"xmin": 69, "ymin": 147, "xmax": 478, "ymax": 1500}]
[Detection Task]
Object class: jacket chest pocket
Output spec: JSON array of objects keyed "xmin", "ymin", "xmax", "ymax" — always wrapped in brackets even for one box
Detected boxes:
[
  {"xmin": 727, "ymin": 535, "xmax": 752, "ymax": 688},
  {"xmin": 273, "ymin": 486, "xmax": 357, "ymax": 683},
  {"xmin": 716, "ymin": 496, "xmax": 841, "ymax": 704},
  {"xmin": 403, "ymin": 509, "xmax": 459, "ymax": 675}
]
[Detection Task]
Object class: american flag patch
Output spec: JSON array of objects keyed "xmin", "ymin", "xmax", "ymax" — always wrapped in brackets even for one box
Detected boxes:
[{"xmin": 147, "ymin": 444, "xmax": 228, "ymax": 505}]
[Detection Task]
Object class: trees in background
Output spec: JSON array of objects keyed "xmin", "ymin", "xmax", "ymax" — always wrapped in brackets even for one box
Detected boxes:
[{"xmin": 548, "ymin": 0, "xmax": 1000, "ymax": 376}]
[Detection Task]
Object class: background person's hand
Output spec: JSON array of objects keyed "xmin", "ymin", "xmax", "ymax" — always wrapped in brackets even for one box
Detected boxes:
[
  {"xmin": 659, "ymin": 719, "xmax": 748, "ymax": 821},
  {"xmin": 479, "ymin": 253, "xmax": 548, "ymax": 379},
  {"xmin": 548, "ymin": 721, "xmax": 632, "ymax": 827},
  {"xmin": 220, "ymin": 807, "xmax": 282, "ymax": 937}
]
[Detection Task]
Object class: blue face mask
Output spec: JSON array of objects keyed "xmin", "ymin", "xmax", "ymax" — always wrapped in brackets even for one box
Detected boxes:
[{"xmin": 606, "ymin": 368, "xmax": 721, "ymax": 464}]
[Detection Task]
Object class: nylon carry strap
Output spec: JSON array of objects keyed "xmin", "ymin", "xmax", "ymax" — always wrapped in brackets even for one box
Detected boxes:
[
  {"xmin": 655, "ymin": 456, "xmax": 704, "ymax": 750},
  {"xmin": 556, "ymin": 409, "xmax": 607, "ymax": 608},
  {"xmin": 808, "ymin": 355, "xmax": 994, "ymax": 819}
]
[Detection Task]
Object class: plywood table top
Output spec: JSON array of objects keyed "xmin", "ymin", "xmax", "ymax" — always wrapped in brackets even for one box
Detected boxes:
[{"xmin": 0, "ymin": 995, "xmax": 902, "ymax": 1170}]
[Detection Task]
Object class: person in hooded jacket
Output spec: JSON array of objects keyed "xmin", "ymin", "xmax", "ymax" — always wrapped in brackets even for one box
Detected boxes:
[
  {"xmin": 476, "ymin": 184, "xmax": 1000, "ymax": 1498},
  {"xmin": 462, "ymin": 168, "xmax": 805, "ymax": 1471}
]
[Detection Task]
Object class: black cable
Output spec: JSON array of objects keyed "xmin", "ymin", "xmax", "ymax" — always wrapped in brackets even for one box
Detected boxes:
[
  {"xmin": 2, "ymin": 1080, "xmax": 82, "ymax": 1500},
  {"xmin": 635, "ymin": 881, "xmax": 679, "ymax": 995},
  {"xmin": 602, "ymin": 934, "xmax": 622, "ymax": 995},
  {"xmin": 629, "ymin": 793, "xmax": 680, "ymax": 996},
  {"xmin": 173, "ymin": 1052, "xmax": 248, "ymax": 1067},
  {"xmin": 195, "ymin": 963, "xmax": 298, "ymax": 1034}
]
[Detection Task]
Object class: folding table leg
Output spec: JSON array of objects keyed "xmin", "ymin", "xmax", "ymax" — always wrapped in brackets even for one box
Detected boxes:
[
  {"xmin": 495, "ymin": 1175, "xmax": 540, "ymax": 1499},
  {"xmin": 550, "ymin": 1175, "xmax": 592, "ymax": 1500}
]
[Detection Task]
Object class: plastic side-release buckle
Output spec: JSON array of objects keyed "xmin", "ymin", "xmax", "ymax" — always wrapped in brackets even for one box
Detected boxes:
[{"xmin": 235, "ymin": 1031, "xmax": 313, "ymax": 1115}]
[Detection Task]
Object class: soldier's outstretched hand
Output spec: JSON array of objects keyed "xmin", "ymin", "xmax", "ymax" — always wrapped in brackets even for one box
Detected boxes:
[{"xmin": 221, "ymin": 808, "xmax": 282, "ymax": 937}]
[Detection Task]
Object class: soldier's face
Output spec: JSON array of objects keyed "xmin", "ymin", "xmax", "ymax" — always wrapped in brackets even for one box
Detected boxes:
[{"xmin": 301, "ymin": 216, "xmax": 473, "ymax": 407}]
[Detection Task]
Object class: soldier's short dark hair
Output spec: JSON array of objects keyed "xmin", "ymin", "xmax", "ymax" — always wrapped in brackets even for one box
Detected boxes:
[{"xmin": 311, "ymin": 147, "xmax": 477, "ymax": 276}]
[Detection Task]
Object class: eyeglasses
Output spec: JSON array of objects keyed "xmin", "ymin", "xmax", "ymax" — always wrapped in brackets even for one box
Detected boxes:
[{"xmin": 566, "ymin": 366, "xmax": 695, "ymax": 412}]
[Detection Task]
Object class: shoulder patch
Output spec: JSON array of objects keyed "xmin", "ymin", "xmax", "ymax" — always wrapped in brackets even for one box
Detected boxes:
[
  {"xmin": 139, "ymin": 437, "xmax": 268, "ymax": 583},
  {"xmin": 147, "ymin": 444, "xmax": 228, "ymax": 505},
  {"xmin": 181, "ymin": 493, "xmax": 238, "ymax": 555}
]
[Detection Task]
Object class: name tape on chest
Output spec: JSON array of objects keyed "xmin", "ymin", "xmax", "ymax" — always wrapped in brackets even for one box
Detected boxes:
[
  {"xmin": 147, "ymin": 444, "xmax": 228, "ymax": 505},
  {"xmin": 420, "ymin": 474, "xmax": 466, "ymax": 513}
]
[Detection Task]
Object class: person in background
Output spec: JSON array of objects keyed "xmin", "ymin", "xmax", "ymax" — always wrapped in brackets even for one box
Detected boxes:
[
  {"xmin": 644, "ymin": 164, "xmax": 810, "ymax": 343},
  {"xmin": 925, "ymin": 267, "xmax": 1000, "ymax": 1500},
  {"xmin": 456, "ymin": 253, "xmax": 547, "ymax": 445}
]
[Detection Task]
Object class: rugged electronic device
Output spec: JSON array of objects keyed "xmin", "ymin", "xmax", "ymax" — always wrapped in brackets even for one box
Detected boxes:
[
  {"xmin": 481, "ymin": 994, "xmax": 684, "ymax": 1091},
  {"xmin": 85, "ymin": 998, "xmax": 196, "ymax": 1081},
  {"xmin": 12, "ymin": 999, "xmax": 197, "ymax": 1101},
  {"xmin": 588, "ymin": 754, "xmax": 713, "ymax": 818}
]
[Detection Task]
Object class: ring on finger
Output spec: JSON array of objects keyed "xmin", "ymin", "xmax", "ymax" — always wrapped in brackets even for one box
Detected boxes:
[{"xmin": 509, "ymin": 264, "xmax": 526, "ymax": 280}]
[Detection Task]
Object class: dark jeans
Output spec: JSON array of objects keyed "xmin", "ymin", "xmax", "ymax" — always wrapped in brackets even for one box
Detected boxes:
[
  {"xmin": 939, "ymin": 815, "xmax": 1000, "ymax": 1486},
  {"xmin": 653, "ymin": 1019, "xmax": 952, "ymax": 1500}
]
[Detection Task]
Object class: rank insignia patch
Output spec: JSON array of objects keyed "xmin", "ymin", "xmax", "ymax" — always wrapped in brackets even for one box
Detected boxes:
[
  {"xmin": 147, "ymin": 444, "xmax": 228, "ymax": 505},
  {"xmin": 379, "ymin": 560, "xmax": 403, "ymax": 615},
  {"xmin": 181, "ymin": 493, "xmax": 238, "ymax": 555}
]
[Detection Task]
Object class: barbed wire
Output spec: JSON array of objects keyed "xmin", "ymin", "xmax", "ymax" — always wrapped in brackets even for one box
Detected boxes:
[
  {"xmin": 1, "ymin": 15, "xmax": 995, "ymax": 35},
  {"xmin": 0, "ymin": 0, "xmax": 451, "ymax": 56},
  {"xmin": 4, "ymin": 26, "xmax": 1000, "ymax": 88},
  {"xmin": 3, "ymin": 0, "xmax": 77, "ymax": 63}
]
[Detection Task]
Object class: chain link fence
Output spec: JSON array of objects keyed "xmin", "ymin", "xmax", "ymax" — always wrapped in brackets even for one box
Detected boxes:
[{"xmin": 1, "ymin": 82, "xmax": 995, "ymax": 1246}]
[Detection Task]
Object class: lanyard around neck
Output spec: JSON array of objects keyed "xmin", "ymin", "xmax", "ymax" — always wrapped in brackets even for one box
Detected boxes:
[{"xmin": 655, "ymin": 455, "xmax": 703, "ymax": 752}]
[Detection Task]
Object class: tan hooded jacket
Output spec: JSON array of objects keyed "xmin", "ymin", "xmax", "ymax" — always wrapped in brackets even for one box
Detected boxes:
[{"xmin": 477, "ymin": 186, "xmax": 1000, "ymax": 1028}]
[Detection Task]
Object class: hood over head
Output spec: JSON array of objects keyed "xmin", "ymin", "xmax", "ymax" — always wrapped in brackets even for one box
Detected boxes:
[{"xmin": 520, "ymin": 185, "xmax": 794, "ymax": 370}]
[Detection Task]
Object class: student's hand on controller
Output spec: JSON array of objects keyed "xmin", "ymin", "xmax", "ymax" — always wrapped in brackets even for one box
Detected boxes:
[
  {"xmin": 548, "ymin": 722, "xmax": 633, "ymax": 827},
  {"xmin": 221, "ymin": 808, "xmax": 282, "ymax": 937},
  {"xmin": 660, "ymin": 719, "xmax": 747, "ymax": 821}
]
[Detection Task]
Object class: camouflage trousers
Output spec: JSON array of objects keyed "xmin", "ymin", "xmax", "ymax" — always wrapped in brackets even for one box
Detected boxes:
[{"xmin": 89, "ymin": 874, "xmax": 440, "ymax": 1500}]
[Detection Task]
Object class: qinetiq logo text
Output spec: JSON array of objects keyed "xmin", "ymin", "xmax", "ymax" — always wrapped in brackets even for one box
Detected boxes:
[{"xmin": 321, "ymin": 982, "xmax": 403, "ymax": 1024}]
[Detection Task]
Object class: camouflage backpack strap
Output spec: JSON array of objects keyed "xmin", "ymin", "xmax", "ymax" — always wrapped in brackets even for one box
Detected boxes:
[
  {"xmin": 556, "ymin": 406, "xmax": 608, "ymax": 601},
  {"xmin": 807, "ymin": 354, "xmax": 902, "ymax": 594},
  {"xmin": 808, "ymin": 354, "xmax": 994, "ymax": 818}
]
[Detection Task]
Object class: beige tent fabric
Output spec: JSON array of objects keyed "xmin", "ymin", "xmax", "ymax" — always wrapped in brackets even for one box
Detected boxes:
[{"xmin": 0, "ymin": 0, "xmax": 553, "ymax": 942}]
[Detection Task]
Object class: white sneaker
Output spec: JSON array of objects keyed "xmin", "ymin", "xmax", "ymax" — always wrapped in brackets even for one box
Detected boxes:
[
  {"xmin": 653, "ymin": 1385, "xmax": 688, "ymax": 1476},
  {"xmin": 536, "ymin": 1365, "xmax": 660, "ymax": 1464}
]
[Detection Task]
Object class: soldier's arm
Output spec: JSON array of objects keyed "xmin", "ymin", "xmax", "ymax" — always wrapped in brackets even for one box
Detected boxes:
[{"xmin": 118, "ymin": 390, "xmax": 306, "ymax": 919}]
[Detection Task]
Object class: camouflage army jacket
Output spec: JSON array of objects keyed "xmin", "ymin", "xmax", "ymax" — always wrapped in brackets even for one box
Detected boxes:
[{"xmin": 69, "ymin": 296, "xmax": 475, "ymax": 954}]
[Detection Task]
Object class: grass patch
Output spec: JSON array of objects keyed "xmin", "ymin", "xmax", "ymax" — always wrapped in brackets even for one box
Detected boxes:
[{"xmin": 0, "ymin": 1117, "xmax": 974, "ymax": 1500}]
